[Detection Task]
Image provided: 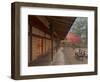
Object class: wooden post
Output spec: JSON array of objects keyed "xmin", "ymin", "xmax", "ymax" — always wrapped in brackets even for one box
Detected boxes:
[{"xmin": 49, "ymin": 24, "xmax": 54, "ymax": 62}]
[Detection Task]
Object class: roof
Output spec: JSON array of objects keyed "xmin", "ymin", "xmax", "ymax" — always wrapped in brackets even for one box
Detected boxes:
[{"xmin": 29, "ymin": 15, "xmax": 76, "ymax": 40}]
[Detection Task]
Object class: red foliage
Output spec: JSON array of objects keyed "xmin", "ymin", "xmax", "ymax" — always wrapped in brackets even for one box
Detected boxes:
[{"xmin": 66, "ymin": 32, "xmax": 81, "ymax": 44}]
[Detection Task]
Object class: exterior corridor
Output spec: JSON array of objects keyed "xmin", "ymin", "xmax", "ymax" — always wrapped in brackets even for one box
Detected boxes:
[{"xmin": 29, "ymin": 45, "xmax": 87, "ymax": 66}]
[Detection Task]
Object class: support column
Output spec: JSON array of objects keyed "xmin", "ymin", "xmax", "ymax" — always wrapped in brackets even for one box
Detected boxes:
[{"xmin": 49, "ymin": 24, "xmax": 54, "ymax": 62}]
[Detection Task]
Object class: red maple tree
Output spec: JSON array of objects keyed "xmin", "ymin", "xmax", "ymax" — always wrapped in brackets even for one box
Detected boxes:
[{"xmin": 66, "ymin": 32, "xmax": 81, "ymax": 44}]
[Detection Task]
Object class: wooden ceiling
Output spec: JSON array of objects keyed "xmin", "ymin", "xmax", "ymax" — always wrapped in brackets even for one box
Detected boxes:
[
  {"xmin": 29, "ymin": 15, "xmax": 76, "ymax": 40},
  {"xmin": 46, "ymin": 16, "xmax": 76, "ymax": 39}
]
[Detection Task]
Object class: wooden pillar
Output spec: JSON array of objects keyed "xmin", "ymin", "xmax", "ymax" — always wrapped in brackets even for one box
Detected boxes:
[
  {"xmin": 28, "ymin": 24, "xmax": 33, "ymax": 64},
  {"xmin": 30, "ymin": 25, "xmax": 32, "ymax": 62},
  {"xmin": 51, "ymin": 32, "xmax": 53, "ymax": 62},
  {"xmin": 49, "ymin": 24, "xmax": 54, "ymax": 62}
]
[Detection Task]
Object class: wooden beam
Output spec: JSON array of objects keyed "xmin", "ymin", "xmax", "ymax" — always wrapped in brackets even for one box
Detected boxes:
[
  {"xmin": 28, "ymin": 32, "xmax": 51, "ymax": 40},
  {"xmin": 46, "ymin": 17, "xmax": 76, "ymax": 24},
  {"xmin": 28, "ymin": 15, "xmax": 51, "ymax": 35}
]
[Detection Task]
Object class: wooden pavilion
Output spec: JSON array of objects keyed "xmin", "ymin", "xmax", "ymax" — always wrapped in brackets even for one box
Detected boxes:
[{"xmin": 28, "ymin": 15, "xmax": 76, "ymax": 66}]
